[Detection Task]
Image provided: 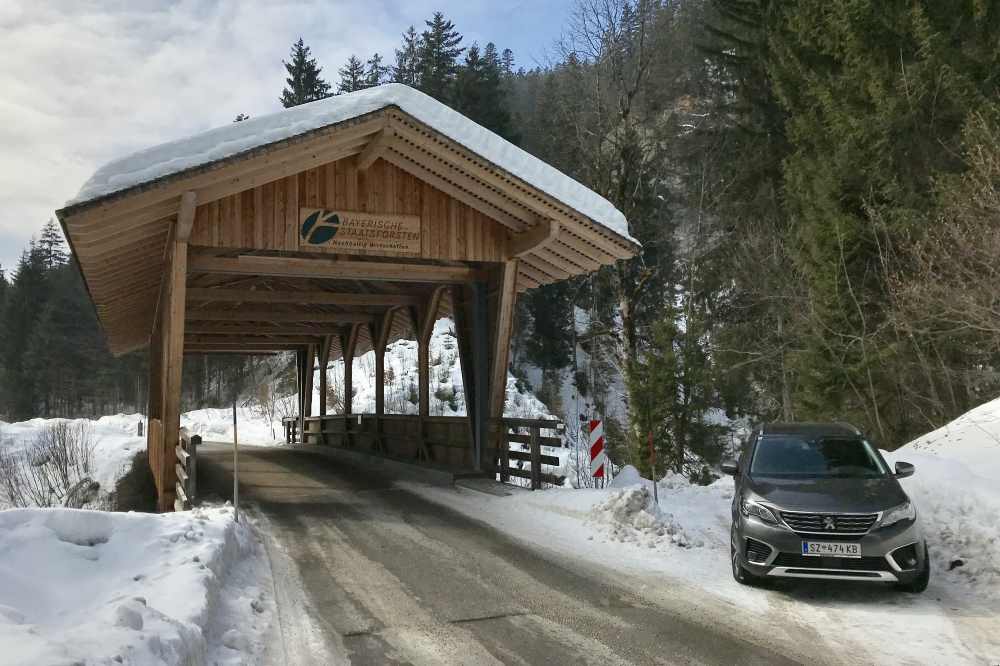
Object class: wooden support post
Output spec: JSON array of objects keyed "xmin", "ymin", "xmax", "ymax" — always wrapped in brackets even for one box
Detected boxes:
[
  {"xmin": 318, "ymin": 337, "xmax": 331, "ymax": 445},
  {"xmin": 370, "ymin": 309, "xmax": 395, "ymax": 454},
  {"xmin": 489, "ymin": 259, "xmax": 519, "ymax": 420},
  {"xmin": 451, "ymin": 285, "xmax": 477, "ymax": 467},
  {"xmin": 303, "ymin": 343, "xmax": 316, "ymax": 441},
  {"xmin": 295, "ymin": 349, "xmax": 305, "ymax": 443},
  {"xmin": 318, "ymin": 337, "xmax": 331, "ymax": 417},
  {"xmin": 340, "ymin": 324, "xmax": 360, "ymax": 416},
  {"xmin": 412, "ymin": 287, "xmax": 445, "ymax": 462},
  {"xmin": 471, "ymin": 281, "xmax": 490, "ymax": 471},
  {"xmin": 157, "ymin": 220, "xmax": 190, "ymax": 512}
]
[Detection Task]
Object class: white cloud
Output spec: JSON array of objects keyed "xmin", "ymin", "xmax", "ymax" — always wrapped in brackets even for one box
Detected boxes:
[{"xmin": 0, "ymin": 0, "xmax": 571, "ymax": 271}]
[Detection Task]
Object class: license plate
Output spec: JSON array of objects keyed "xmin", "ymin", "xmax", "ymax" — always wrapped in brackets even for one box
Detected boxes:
[{"xmin": 802, "ymin": 541, "xmax": 861, "ymax": 558}]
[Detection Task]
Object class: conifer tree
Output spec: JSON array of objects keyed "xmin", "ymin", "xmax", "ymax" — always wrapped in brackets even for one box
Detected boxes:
[
  {"xmin": 337, "ymin": 55, "xmax": 366, "ymax": 93},
  {"xmin": 0, "ymin": 244, "xmax": 48, "ymax": 419},
  {"xmin": 417, "ymin": 12, "xmax": 464, "ymax": 101},
  {"xmin": 364, "ymin": 53, "xmax": 389, "ymax": 88},
  {"xmin": 37, "ymin": 219, "xmax": 67, "ymax": 269},
  {"xmin": 392, "ymin": 26, "xmax": 422, "ymax": 86},
  {"xmin": 280, "ymin": 38, "xmax": 332, "ymax": 107}
]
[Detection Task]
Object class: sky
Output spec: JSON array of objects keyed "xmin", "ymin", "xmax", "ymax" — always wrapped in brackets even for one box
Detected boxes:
[{"xmin": 0, "ymin": 0, "xmax": 575, "ymax": 272}]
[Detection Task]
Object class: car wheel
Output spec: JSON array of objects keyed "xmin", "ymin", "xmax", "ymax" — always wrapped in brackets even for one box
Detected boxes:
[
  {"xmin": 730, "ymin": 531, "xmax": 763, "ymax": 587},
  {"xmin": 896, "ymin": 543, "xmax": 930, "ymax": 593}
]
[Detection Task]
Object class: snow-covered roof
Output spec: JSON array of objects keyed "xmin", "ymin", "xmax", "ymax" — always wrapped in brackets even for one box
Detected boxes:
[{"xmin": 69, "ymin": 83, "xmax": 635, "ymax": 244}]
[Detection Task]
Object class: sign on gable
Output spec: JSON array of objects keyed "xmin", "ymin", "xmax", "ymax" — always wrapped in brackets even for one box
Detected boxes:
[{"xmin": 299, "ymin": 208, "xmax": 421, "ymax": 256}]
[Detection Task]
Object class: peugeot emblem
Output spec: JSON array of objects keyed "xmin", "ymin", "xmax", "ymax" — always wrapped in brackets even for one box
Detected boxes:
[{"xmin": 823, "ymin": 516, "xmax": 836, "ymax": 530}]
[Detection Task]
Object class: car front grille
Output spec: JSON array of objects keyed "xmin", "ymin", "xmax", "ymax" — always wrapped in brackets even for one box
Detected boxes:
[
  {"xmin": 779, "ymin": 511, "xmax": 878, "ymax": 535},
  {"xmin": 773, "ymin": 553, "xmax": 892, "ymax": 572}
]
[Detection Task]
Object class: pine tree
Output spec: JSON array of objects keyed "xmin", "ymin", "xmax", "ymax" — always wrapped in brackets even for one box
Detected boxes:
[
  {"xmin": 280, "ymin": 38, "xmax": 332, "ymax": 108},
  {"xmin": 417, "ymin": 12, "xmax": 464, "ymax": 101},
  {"xmin": 453, "ymin": 42, "xmax": 514, "ymax": 139},
  {"xmin": 364, "ymin": 53, "xmax": 389, "ymax": 88},
  {"xmin": 37, "ymin": 219, "xmax": 67, "ymax": 269},
  {"xmin": 337, "ymin": 55, "xmax": 366, "ymax": 93},
  {"xmin": 501, "ymin": 48, "xmax": 515, "ymax": 78},
  {"xmin": 393, "ymin": 26, "xmax": 422, "ymax": 86},
  {"xmin": 0, "ymin": 244, "xmax": 48, "ymax": 419}
]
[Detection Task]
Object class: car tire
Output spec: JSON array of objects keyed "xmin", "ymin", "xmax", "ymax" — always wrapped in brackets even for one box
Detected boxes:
[
  {"xmin": 730, "ymin": 534, "xmax": 764, "ymax": 587},
  {"xmin": 896, "ymin": 543, "xmax": 930, "ymax": 593}
]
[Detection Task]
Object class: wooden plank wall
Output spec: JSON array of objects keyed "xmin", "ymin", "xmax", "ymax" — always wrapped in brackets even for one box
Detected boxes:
[{"xmin": 189, "ymin": 157, "xmax": 509, "ymax": 262}]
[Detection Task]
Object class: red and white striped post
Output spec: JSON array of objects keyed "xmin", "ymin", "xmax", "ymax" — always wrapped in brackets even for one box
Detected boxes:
[{"xmin": 589, "ymin": 419, "xmax": 606, "ymax": 482}]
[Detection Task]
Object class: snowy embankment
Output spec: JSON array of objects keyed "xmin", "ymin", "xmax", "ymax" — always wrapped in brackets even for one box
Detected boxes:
[
  {"xmin": 407, "ymin": 398, "xmax": 1000, "ymax": 664},
  {"xmin": 0, "ymin": 505, "xmax": 273, "ymax": 666}
]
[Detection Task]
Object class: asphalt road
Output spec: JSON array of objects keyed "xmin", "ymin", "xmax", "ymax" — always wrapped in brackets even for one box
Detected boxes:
[{"xmin": 198, "ymin": 444, "xmax": 802, "ymax": 665}]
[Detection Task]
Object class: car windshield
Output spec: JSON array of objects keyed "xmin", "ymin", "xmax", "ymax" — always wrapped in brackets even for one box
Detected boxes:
[{"xmin": 750, "ymin": 435, "xmax": 889, "ymax": 479}]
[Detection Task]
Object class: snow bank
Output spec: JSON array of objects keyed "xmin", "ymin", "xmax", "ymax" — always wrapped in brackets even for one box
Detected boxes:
[
  {"xmin": 883, "ymin": 396, "xmax": 1000, "ymax": 597},
  {"xmin": 0, "ymin": 504, "xmax": 271, "ymax": 666},
  {"xmin": 590, "ymin": 486, "xmax": 695, "ymax": 548},
  {"xmin": 69, "ymin": 84, "xmax": 635, "ymax": 244},
  {"xmin": 0, "ymin": 414, "xmax": 146, "ymax": 508}
]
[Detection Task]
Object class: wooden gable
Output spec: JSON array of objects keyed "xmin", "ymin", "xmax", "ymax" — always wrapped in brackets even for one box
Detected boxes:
[{"xmin": 188, "ymin": 156, "xmax": 508, "ymax": 262}]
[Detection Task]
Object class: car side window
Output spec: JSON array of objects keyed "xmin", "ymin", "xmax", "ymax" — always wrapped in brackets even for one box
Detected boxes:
[{"xmin": 739, "ymin": 432, "xmax": 757, "ymax": 479}]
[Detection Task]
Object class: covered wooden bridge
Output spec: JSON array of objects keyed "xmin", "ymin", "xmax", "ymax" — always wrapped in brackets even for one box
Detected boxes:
[{"xmin": 56, "ymin": 84, "xmax": 637, "ymax": 511}]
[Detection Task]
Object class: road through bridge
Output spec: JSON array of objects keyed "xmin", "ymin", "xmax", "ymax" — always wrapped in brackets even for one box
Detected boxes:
[{"xmin": 198, "ymin": 443, "xmax": 802, "ymax": 665}]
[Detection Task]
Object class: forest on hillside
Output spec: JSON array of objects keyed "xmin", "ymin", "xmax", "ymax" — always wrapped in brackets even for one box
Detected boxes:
[{"xmin": 3, "ymin": 1, "xmax": 999, "ymax": 478}]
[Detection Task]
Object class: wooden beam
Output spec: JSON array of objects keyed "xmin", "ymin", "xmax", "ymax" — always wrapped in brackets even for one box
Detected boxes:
[
  {"xmin": 176, "ymin": 191, "xmax": 197, "ymax": 242},
  {"xmin": 185, "ymin": 310, "xmax": 373, "ymax": 324},
  {"xmin": 340, "ymin": 323, "xmax": 360, "ymax": 415},
  {"xmin": 186, "ymin": 323, "xmax": 339, "ymax": 335},
  {"xmin": 380, "ymin": 148, "xmax": 527, "ymax": 231},
  {"xmin": 508, "ymin": 218, "xmax": 559, "ymax": 258},
  {"xmin": 188, "ymin": 254, "xmax": 482, "ymax": 284},
  {"xmin": 357, "ymin": 128, "xmax": 395, "ymax": 172},
  {"xmin": 489, "ymin": 260, "xmax": 519, "ymax": 419},
  {"xmin": 186, "ymin": 288, "xmax": 421, "ymax": 307},
  {"xmin": 386, "ymin": 136, "xmax": 532, "ymax": 230},
  {"xmin": 185, "ymin": 334, "xmax": 322, "ymax": 345}
]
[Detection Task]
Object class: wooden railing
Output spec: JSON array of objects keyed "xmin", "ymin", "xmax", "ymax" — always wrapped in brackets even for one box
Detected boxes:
[
  {"xmin": 174, "ymin": 428, "xmax": 200, "ymax": 511},
  {"xmin": 491, "ymin": 417, "xmax": 565, "ymax": 490}
]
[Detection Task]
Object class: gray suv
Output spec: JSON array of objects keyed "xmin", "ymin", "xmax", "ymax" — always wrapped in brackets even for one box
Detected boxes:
[{"xmin": 722, "ymin": 423, "xmax": 929, "ymax": 593}]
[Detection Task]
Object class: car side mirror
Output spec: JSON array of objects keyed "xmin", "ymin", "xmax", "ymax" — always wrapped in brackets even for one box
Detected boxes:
[
  {"xmin": 894, "ymin": 461, "xmax": 915, "ymax": 479},
  {"xmin": 721, "ymin": 459, "xmax": 739, "ymax": 476}
]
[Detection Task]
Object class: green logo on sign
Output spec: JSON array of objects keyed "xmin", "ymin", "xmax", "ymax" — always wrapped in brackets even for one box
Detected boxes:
[{"xmin": 301, "ymin": 210, "xmax": 341, "ymax": 245}]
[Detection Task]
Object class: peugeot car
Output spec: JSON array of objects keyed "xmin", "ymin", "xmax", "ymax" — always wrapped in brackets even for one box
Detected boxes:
[{"xmin": 722, "ymin": 423, "xmax": 929, "ymax": 592}]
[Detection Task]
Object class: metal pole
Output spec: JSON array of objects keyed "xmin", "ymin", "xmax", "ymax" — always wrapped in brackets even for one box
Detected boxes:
[
  {"xmin": 233, "ymin": 400, "xmax": 240, "ymax": 523},
  {"xmin": 649, "ymin": 431, "xmax": 659, "ymax": 506}
]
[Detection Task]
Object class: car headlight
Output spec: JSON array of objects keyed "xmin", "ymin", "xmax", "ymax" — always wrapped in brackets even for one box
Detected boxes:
[
  {"xmin": 881, "ymin": 501, "xmax": 915, "ymax": 528},
  {"xmin": 740, "ymin": 498, "xmax": 778, "ymax": 525}
]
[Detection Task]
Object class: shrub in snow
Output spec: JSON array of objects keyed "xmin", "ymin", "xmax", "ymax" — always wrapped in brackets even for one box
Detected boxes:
[
  {"xmin": 0, "ymin": 421, "xmax": 97, "ymax": 508},
  {"xmin": 590, "ymin": 487, "xmax": 693, "ymax": 549}
]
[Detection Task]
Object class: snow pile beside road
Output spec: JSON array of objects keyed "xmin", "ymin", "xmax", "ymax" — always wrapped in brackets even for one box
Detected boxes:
[
  {"xmin": 590, "ymin": 485, "xmax": 694, "ymax": 548},
  {"xmin": 0, "ymin": 415, "xmax": 146, "ymax": 509},
  {"xmin": 0, "ymin": 504, "xmax": 272, "ymax": 666},
  {"xmin": 884, "ymin": 397, "xmax": 1000, "ymax": 597}
]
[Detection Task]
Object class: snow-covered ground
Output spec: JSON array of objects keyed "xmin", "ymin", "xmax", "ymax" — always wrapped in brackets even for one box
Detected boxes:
[
  {"xmin": 0, "ymin": 504, "xmax": 274, "ymax": 666},
  {"xmin": 406, "ymin": 397, "xmax": 1000, "ymax": 664}
]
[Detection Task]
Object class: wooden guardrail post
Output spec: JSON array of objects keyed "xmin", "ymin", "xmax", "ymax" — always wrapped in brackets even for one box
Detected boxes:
[
  {"xmin": 529, "ymin": 425, "xmax": 542, "ymax": 490},
  {"xmin": 174, "ymin": 430, "xmax": 199, "ymax": 511},
  {"xmin": 499, "ymin": 424, "xmax": 510, "ymax": 483}
]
